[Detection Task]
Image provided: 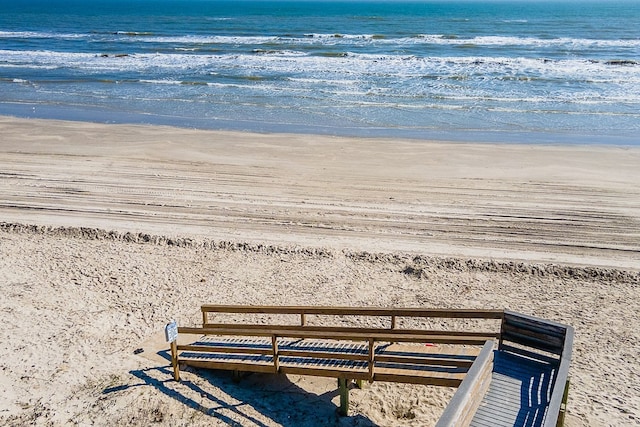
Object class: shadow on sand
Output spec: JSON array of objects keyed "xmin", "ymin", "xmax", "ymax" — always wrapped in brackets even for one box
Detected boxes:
[{"xmin": 106, "ymin": 349, "xmax": 375, "ymax": 426}]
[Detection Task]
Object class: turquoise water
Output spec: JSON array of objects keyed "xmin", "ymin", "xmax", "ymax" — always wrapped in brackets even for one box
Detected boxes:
[{"xmin": 1, "ymin": 0, "xmax": 639, "ymax": 143}]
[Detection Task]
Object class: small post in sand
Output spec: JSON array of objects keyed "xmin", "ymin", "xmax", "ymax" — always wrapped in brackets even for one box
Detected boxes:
[{"xmin": 165, "ymin": 320, "xmax": 180, "ymax": 381}]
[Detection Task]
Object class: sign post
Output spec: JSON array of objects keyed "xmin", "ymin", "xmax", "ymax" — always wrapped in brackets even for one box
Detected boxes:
[{"xmin": 165, "ymin": 320, "xmax": 180, "ymax": 381}]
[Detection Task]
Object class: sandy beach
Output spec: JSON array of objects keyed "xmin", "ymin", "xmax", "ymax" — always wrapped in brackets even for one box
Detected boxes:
[{"xmin": 0, "ymin": 116, "xmax": 639, "ymax": 426}]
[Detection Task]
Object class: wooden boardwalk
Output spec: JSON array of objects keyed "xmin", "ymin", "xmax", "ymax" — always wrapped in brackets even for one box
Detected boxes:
[
  {"xmin": 470, "ymin": 351, "xmax": 558, "ymax": 427},
  {"xmin": 178, "ymin": 336, "xmax": 481, "ymax": 386},
  {"xmin": 168, "ymin": 306, "xmax": 573, "ymax": 426}
]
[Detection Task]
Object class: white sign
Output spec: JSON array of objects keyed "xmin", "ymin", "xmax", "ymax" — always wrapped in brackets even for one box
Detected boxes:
[{"xmin": 165, "ymin": 320, "xmax": 178, "ymax": 343}]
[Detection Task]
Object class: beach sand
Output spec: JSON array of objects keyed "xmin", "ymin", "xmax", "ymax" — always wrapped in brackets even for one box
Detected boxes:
[{"xmin": 0, "ymin": 116, "xmax": 638, "ymax": 426}]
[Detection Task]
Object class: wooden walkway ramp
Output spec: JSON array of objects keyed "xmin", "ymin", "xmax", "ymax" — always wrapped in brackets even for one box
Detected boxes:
[
  {"xmin": 470, "ymin": 351, "xmax": 559, "ymax": 427},
  {"xmin": 438, "ymin": 311, "xmax": 573, "ymax": 427},
  {"xmin": 178, "ymin": 335, "xmax": 484, "ymax": 386},
  {"xmin": 167, "ymin": 306, "xmax": 573, "ymax": 427}
]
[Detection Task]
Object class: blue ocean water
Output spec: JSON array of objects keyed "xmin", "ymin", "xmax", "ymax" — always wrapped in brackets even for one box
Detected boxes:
[{"xmin": 1, "ymin": 0, "xmax": 639, "ymax": 144}]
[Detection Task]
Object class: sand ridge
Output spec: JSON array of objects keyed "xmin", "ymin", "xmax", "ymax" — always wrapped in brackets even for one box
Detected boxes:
[{"xmin": 1, "ymin": 116, "xmax": 639, "ymax": 269}]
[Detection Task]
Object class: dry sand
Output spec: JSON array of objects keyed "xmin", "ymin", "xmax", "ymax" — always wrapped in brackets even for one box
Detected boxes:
[{"xmin": 0, "ymin": 116, "xmax": 639, "ymax": 426}]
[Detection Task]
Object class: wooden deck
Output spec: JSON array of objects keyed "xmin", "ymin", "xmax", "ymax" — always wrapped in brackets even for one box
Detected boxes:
[
  {"xmin": 178, "ymin": 336, "xmax": 483, "ymax": 386},
  {"xmin": 470, "ymin": 351, "xmax": 558, "ymax": 427},
  {"xmin": 168, "ymin": 306, "xmax": 573, "ymax": 426}
]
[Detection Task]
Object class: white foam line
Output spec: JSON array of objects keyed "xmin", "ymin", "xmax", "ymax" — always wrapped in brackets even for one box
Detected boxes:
[{"xmin": 2, "ymin": 30, "xmax": 639, "ymax": 49}]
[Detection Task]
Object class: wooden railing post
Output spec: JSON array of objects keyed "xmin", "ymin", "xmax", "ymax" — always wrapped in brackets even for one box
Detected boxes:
[
  {"xmin": 390, "ymin": 314, "xmax": 397, "ymax": 344},
  {"xmin": 556, "ymin": 378, "xmax": 570, "ymax": 427},
  {"xmin": 272, "ymin": 335, "xmax": 280, "ymax": 372},
  {"xmin": 368, "ymin": 338, "xmax": 375, "ymax": 382},
  {"xmin": 338, "ymin": 377, "xmax": 349, "ymax": 415},
  {"xmin": 166, "ymin": 320, "xmax": 180, "ymax": 381},
  {"xmin": 170, "ymin": 340, "xmax": 180, "ymax": 381}
]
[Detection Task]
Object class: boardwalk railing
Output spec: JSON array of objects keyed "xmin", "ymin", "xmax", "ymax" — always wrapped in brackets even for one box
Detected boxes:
[
  {"xmin": 199, "ymin": 305, "xmax": 504, "ymax": 337},
  {"xmin": 499, "ymin": 311, "xmax": 574, "ymax": 427},
  {"xmin": 435, "ymin": 340, "xmax": 495, "ymax": 427},
  {"xmin": 168, "ymin": 306, "xmax": 573, "ymax": 425}
]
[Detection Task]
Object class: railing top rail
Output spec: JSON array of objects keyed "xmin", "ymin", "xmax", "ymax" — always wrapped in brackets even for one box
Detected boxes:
[
  {"xmin": 200, "ymin": 305, "xmax": 505, "ymax": 319},
  {"xmin": 434, "ymin": 340, "xmax": 495, "ymax": 427},
  {"xmin": 178, "ymin": 326, "xmax": 496, "ymax": 345},
  {"xmin": 200, "ymin": 323, "xmax": 500, "ymax": 337},
  {"xmin": 543, "ymin": 324, "xmax": 575, "ymax": 427},
  {"xmin": 503, "ymin": 310, "xmax": 570, "ymax": 334}
]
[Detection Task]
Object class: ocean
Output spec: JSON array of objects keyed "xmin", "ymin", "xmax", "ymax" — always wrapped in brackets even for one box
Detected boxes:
[{"xmin": 1, "ymin": 0, "xmax": 639, "ymax": 144}]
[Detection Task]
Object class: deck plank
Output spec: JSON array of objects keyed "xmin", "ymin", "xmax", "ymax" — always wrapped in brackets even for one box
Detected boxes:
[
  {"xmin": 177, "ymin": 336, "xmax": 483, "ymax": 385},
  {"xmin": 470, "ymin": 351, "xmax": 558, "ymax": 427}
]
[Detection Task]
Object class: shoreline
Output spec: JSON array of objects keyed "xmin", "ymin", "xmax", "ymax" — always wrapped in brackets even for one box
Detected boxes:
[{"xmin": 2, "ymin": 105, "xmax": 639, "ymax": 146}]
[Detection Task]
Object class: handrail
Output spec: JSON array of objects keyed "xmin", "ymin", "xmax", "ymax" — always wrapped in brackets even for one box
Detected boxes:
[
  {"xmin": 543, "ymin": 325, "xmax": 574, "ymax": 427},
  {"xmin": 200, "ymin": 305, "xmax": 505, "ymax": 319},
  {"xmin": 200, "ymin": 306, "xmax": 504, "ymax": 341},
  {"xmin": 199, "ymin": 323, "xmax": 501, "ymax": 338},
  {"xmin": 434, "ymin": 340, "xmax": 495, "ymax": 427},
  {"xmin": 178, "ymin": 326, "xmax": 496, "ymax": 345}
]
